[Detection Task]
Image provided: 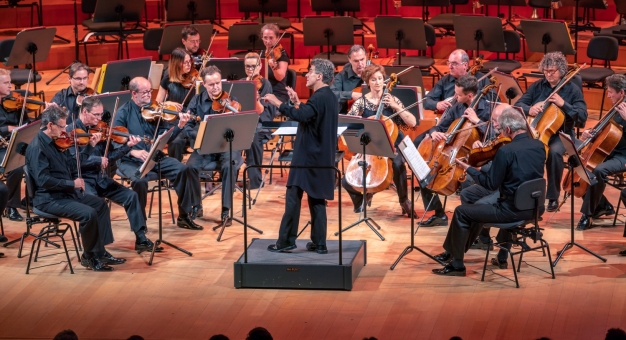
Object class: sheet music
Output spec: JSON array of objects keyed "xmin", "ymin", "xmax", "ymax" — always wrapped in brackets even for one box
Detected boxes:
[
  {"xmin": 398, "ymin": 136, "xmax": 431, "ymax": 181},
  {"xmin": 272, "ymin": 126, "xmax": 348, "ymax": 136}
]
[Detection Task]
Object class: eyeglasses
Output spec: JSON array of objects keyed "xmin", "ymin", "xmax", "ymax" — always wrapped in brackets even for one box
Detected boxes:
[
  {"xmin": 185, "ymin": 39, "xmax": 200, "ymax": 44},
  {"xmin": 89, "ymin": 111, "xmax": 104, "ymax": 118},
  {"xmin": 183, "ymin": 59, "xmax": 192, "ymax": 65},
  {"xmin": 446, "ymin": 61, "xmax": 464, "ymax": 68},
  {"xmin": 54, "ymin": 122, "xmax": 67, "ymax": 129},
  {"xmin": 136, "ymin": 90, "xmax": 151, "ymax": 96},
  {"xmin": 543, "ymin": 69, "xmax": 559, "ymax": 75},
  {"xmin": 245, "ymin": 65, "xmax": 258, "ymax": 70},
  {"xmin": 72, "ymin": 76, "xmax": 89, "ymax": 82}
]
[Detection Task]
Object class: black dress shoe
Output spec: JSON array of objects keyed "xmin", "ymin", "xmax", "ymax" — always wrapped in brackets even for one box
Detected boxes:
[
  {"xmin": 0, "ymin": 234, "xmax": 7, "ymax": 243},
  {"xmin": 177, "ymin": 216, "xmax": 204, "ymax": 230},
  {"xmin": 4, "ymin": 207, "xmax": 23, "ymax": 221},
  {"xmin": 619, "ymin": 249, "xmax": 626, "ymax": 256},
  {"xmin": 419, "ymin": 214, "xmax": 448, "ymax": 227},
  {"xmin": 267, "ymin": 243, "xmax": 297, "ymax": 253},
  {"xmin": 432, "ymin": 264, "xmax": 466, "ymax": 276},
  {"xmin": 490, "ymin": 258, "xmax": 508, "ymax": 269},
  {"xmin": 80, "ymin": 254, "xmax": 114, "ymax": 272},
  {"xmin": 135, "ymin": 239, "xmax": 163, "ymax": 254},
  {"xmin": 306, "ymin": 242, "xmax": 318, "ymax": 251},
  {"xmin": 315, "ymin": 245, "xmax": 328, "ymax": 254},
  {"xmin": 100, "ymin": 251, "xmax": 126, "ymax": 265},
  {"xmin": 434, "ymin": 251, "xmax": 452, "ymax": 263},
  {"xmin": 400, "ymin": 200, "xmax": 417, "ymax": 218},
  {"xmin": 190, "ymin": 205, "xmax": 203, "ymax": 220},
  {"xmin": 221, "ymin": 210, "xmax": 232, "ymax": 227},
  {"xmin": 576, "ymin": 215, "xmax": 592, "ymax": 231},
  {"xmin": 547, "ymin": 200, "xmax": 558, "ymax": 212},
  {"xmin": 593, "ymin": 204, "xmax": 615, "ymax": 219}
]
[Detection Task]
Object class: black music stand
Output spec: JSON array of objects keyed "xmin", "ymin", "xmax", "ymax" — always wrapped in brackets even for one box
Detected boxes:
[
  {"xmin": 46, "ymin": 0, "xmax": 81, "ymax": 85},
  {"xmin": 552, "ymin": 132, "xmax": 606, "ymax": 267},
  {"xmin": 453, "ymin": 15, "xmax": 506, "ymax": 56},
  {"xmin": 303, "ymin": 16, "xmax": 354, "ymax": 60},
  {"xmin": 335, "ymin": 115, "xmax": 396, "ymax": 241},
  {"xmin": 223, "ymin": 81, "xmax": 256, "ymax": 111},
  {"xmin": 92, "ymin": 0, "xmax": 145, "ymax": 60},
  {"xmin": 166, "ymin": 0, "xmax": 227, "ymax": 32},
  {"xmin": 92, "ymin": 91, "xmax": 132, "ymax": 123},
  {"xmin": 494, "ymin": 70, "xmax": 524, "ymax": 105},
  {"xmin": 400, "ymin": 0, "xmax": 449, "ymax": 21},
  {"xmin": 5, "ymin": 27, "xmax": 56, "ymax": 94},
  {"xmin": 99, "ymin": 57, "xmax": 152, "ymax": 93},
  {"xmin": 374, "ymin": 17, "xmax": 427, "ymax": 66},
  {"xmin": 194, "ymin": 111, "xmax": 263, "ymax": 242},
  {"xmin": 382, "ymin": 66, "xmax": 426, "ymax": 97},
  {"xmin": 561, "ymin": 0, "xmax": 605, "ymax": 63},
  {"xmin": 227, "ymin": 22, "xmax": 262, "ymax": 53},
  {"xmin": 159, "ymin": 23, "xmax": 214, "ymax": 56},
  {"xmin": 480, "ymin": 0, "xmax": 526, "ymax": 30},
  {"xmin": 204, "ymin": 58, "xmax": 247, "ymax": 80},
  {"xmin": 239, "ymin": 0, "xmax": 286, "ymax": 22},
  {"xmin": 311, "ymin": 0, "xmax": 374, "ymax": 34},
  {"xmin": 521, "ymin": 20, "xmax": 575, "ymax": 57}
]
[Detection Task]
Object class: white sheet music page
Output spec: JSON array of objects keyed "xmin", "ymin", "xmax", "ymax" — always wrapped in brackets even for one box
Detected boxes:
[{"xmin": 398, "ymin": 136, "xmax": 430, "ymax": 181}]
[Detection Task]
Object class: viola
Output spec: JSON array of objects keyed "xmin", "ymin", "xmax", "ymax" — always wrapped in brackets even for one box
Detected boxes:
[
  {"xmin": 88, "ymin": 121, "xmax": 153, "ymax": 145},
  {"xmin": 141, "ymin": 101, "xmax": 201, "ymax": 122},
  {"xmin": 212, "ymin": 91, "xmax": 242, "ymax": 113},
  {"xmin": 54, "ymin": 129, "xmax": 91, "ymax": 151},
  {"xmin": 2, "ymin": 91, "xmax": 47, "ymax": 112},
  {"xmin": 76, "ymin": 88, "xmax": 96, "ymax": 106}
]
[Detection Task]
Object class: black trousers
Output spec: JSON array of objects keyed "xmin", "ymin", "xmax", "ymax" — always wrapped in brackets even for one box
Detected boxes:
[
  {"xmin": 118, "ymin": 156, "xmax": 201, "ymax": 217},
  {"xmin": 186, "ymin": 150, "xmax": 242, "ymax": 210},
  {"xmin": 580, "ymin": 156, "xmax": 626, "ymax": 216},
  {"xmin": 277, "ymin": 185, "xmax": 327, "ymax": 247},
  {"xmin": 0, "ymin": 164, "xmax": 22, "ymax": 213},
  {"xmin": 245, "ymin": 131, "xmax": 271, "ymax": 190},
  {"xmin": 86, "ymin": 177, "xmax": 145, "ymax": 234},
  {"xmin": 167, "ymin": 126, "xmax": 193, "ymax": 162},
  {"xmin": 460, "ymin": 184, "xmax": 500, "ymax": 243},
  {"xmin": 546, "ymin": 134, "xmax": 566, "ymax": 201},
  {"xmin": 37, "ymin": 194, "xmax": 111, "ymax": 256}
]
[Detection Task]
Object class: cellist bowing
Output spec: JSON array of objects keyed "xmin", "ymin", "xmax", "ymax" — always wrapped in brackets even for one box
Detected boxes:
[
  {"xmin": 340, "ymin": 64, "xmax": 417, "ymax": 216},
  {"xmin": 516, "ymin": 52, "xmax": 587, "ymax": 213}
]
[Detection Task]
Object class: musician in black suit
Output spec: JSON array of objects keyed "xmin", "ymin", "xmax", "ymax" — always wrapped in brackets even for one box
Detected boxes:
[{"xmin": 262, "ymin": 59, "xmax": 338, "ymax": 254}]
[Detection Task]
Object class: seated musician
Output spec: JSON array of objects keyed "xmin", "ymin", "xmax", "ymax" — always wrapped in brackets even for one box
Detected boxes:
[
  {"xmin": 243, "ymin": 52, "xmax": 277, "ymax": 190},
  {"xmin": 261, "ymin": 23, "xmax": 290, "ymax": 103},
  {"xmin": 186, "ymin": 66, "xmax": 243, "ymax": 226},
  {"xmin": 340, "ymin": 64, "xmax": 417, "ymax": 216},
  {"xmin": 330, "ymin": 45, "xmax": 367, "ymax": 113},
  {"xmin": 577, "ymin": 74, "xmax": 626, "ymax": 230},
  {"xmin": 155, "ymin": 47, "xmax": 196, "ymax": 162},
  {"xmin": 432, "ymin": 108, "xmax": 546, "ymax": 276},
  {"xmin": 0, "ymin": 69, "xmax": 27, "ymax": 224},
  {"xmin": 68, "ymin": 96, "xmax": 161, "ymax": 253},
  {"xmin": 114, "ymin": 77, "xmax": 204, "ymax": 231},
  {"xmin": 50, "ymin": 62, "xmax": 92, "ymax": 123},
  {"xmin": 25, "ymin": 105, "xmax": 123, "ymax": 271},
  {"xmin": 412, "ymin": 75, "xmax": 493, "ymax": 227},
  {"xmin": 181, "ymin": 25, "xmax": 205, "ymax": 70},
  {"xmin": 516, "ymin": 52, "xmax": 587, "ymax": 212}
]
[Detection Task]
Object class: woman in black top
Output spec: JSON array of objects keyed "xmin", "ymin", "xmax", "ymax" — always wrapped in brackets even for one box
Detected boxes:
[
  {"xmin": 156, "ymin": 47, "xmax": 195, "ymax": 111},
  {"xmin": 261, "ymin": 23, "xmax": 290, "ymax": 103}
]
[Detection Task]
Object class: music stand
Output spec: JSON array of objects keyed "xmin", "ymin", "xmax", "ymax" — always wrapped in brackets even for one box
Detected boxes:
[
  {"xmin": 382, "ymin": 66, "xmax": 426, "ymax": 97},
  {"xmin": 400, "ymin": 0, "xmax": 449, "ymax": 21},
  {"xmin": 223, "ymin": 81, "xmax": 256, "ymax": 111},
  {"xmin": 92, "ymin": 91, "xmax": 132, "ymax": 123},
  {"xmin": 374, "ymin": 16, "xmax": 427, "ymax": 66},
  {"xmin": 453, "ymin": 15, "xmax": 506, "ymax": 56},
  {"xmin": 92, "ymin": 0, "xmax": 145, "ymax": 60},
  {"xmin": 479, "ymin": 0, "xmax": 526, "ymax": 30},
  {"xmin": 311, "ymin": 0, "xmax": 374, "ymax": 33},
  {"xmin": 194, "ymin": 111, "xmax": 263, "ymax": 241},
  {"xmin": 303, "ymin": 16, "xmax": 354, "ymax": 60},
  {"xmin": 494, "ymin": 70, "xmax": 524, "ymax": 105},
  {"xmin": 166, "ymin": 0, "xmax": 227, "ymax": 32},
  {"xmin": 335, "ymin": 115, "xmax": 396, "ymax": 241},
  {"xmin": 227, "ymin": 23, "xmax": 262, "ymax": 52},
  {"xmin": 159, "ymin": 23, "xmax": 214, "ymax": 56},
  {"xmin": 1, "ymin": 119, "xmax": 40, "ymax": 173},
  {"xmin": 100, "ymin": 57, "xmax": 152, "ymax": 93},
  {"xmin": 552, "ymin": 132, "xmax": 606, "ymax": 266},
  {"xmin": 204, "ymin": 58, "xmax": 247, "ymax": 80},
  {"xmin": 520, "ymin": 20, "xmax": 575, "ymax": 56},
  {"xmin": 5, "ymin": 27, "xmax": 56, "ymax": 94},
  {"xmin": 239, "ymin": 0, "xmax": 286, "ymax": 22}
]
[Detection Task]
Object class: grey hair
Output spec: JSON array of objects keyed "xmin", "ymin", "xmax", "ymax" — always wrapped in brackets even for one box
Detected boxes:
[
  {"xmin": 538, "ymin": 52, "xmax": 568, "ymax": 78},
  {"xmin": 451, "ymin": 49, "xmax": 470, "ymax": 64},
  {"xmin": 310, "ymin": 59, "xmax": 335, "ymax": 85},
  {"xmin": 81, "ymin": 96, "xmax": 103, "ymax": 113},
  {"xmin": 348, "ymin": 45, "xmax": 366, "ymax": 59},
  {"xmin": 606, "ymin": 74, "xmax": 626, "ymax": 92},
  {"xmin": 498, "ymin": 107, "xmax": 527, "ymax": 133},
  {"xmin": 41, "ymin": 105, "xmax": 68, "ymax": 126}
]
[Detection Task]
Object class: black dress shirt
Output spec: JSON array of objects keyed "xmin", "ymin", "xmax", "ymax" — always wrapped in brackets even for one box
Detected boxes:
[
  {"xmin": 467, "ymin": 133, "xmax": 545, "ymax": 199},
  {"xmin": 330, "ymin": 63, "xmax": 363, "ymax": 113},
  {"xmin": 429, "ymin": 97, "xmax": 492, "ymax": 135},
  {"xmin": 423, "ymin": 72, "xmax": 492, "ymax": 111},
  {"xmin": 51, "ymin": 86, "xmax": 81, "ymax": 123}
]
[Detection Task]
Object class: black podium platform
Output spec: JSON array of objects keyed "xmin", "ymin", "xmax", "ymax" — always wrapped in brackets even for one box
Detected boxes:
[{"xmin": 234, "ymin": 238, "xmax": 367, "ymax": 290}]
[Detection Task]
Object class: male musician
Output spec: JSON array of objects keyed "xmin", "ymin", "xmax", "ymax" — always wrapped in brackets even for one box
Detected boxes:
[
  {"xmin": 181, "ymin": 25, "xmax": 204, "ymax": 70},
  {"xmin": 243, "ymin": 52, "xmax": 277, "ymax": 190},
  {"xmin": 412, "ymin": 75, "xmax": 493, "ymax": 227},
  {"xmin": 577, "ymin": 74, "xmax": 626, "ymax": 230},
  {"xmin": 69, "ymin": 96, "xmax": 161, "ymax": 253},
  {"xmin": 422, "ymin": 49, "xmax": 492, "ymax": 113},
  {"xmin": 186, "ymin": 66, "xmax": 243, "ymax": 225},
  {"xmin": 261, "ymin": 23, "xmax": 290, "ymax": 102},
  {"xmin": 432, "ymin": 108, "xmax": 545, "ymax": 276},
  {"xmin": 330, "ymin": 45, "xmax": 367, "ymax": 113},
  {"xmin": 25, "ymin": 105, "xmax": 122, "ymax": 271},
  {"xmin": 517, "ymin": 52, "xmax": 587, "ymax": 212},
  {"xmin": 262, "ymin": 59, "xmax": 338, "ymax": 254},
  {"xmin": 0, "ymin": 69, "xmax": 26, "ymax": 224},
  {"xmin": 50, "ymin": 62, "xmax": 91, "ymax": 123},
  {"xmin": 114, "ymin": 77, "xmax": 203, "ymax": 230}
]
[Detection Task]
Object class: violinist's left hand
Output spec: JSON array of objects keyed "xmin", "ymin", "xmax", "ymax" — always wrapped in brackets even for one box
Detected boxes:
[
  {"xmin": 262, "ymin": 94, "xmax": 283, "ymax": 107},
  {"xmin": 547, "ymin": 94, "xmax": 565, "ymax": 108},
  {"xmin": 455, "ymin": 158, "xmax": 470, "ymax": 171},
  {"xmin": 178, "ymin": 112, "xmax": 191, "ymax": 128},
  {"xmin": 127, "ymin": 135, "xmax": 141, "ymax": 148},
  {"xmin": 463, "ymin": 108, "xmax": 480, "ymax": 125},
  {"xmin": 268, "ymin": 58, "xmax": 277, "ymax": 70},
  {"xmin": 89, "ymin": 132, "xmax": 102, "ymax": 147}
]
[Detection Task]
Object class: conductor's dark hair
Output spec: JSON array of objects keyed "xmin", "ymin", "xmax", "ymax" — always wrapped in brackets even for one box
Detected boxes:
[
  {"xmin": 80, "ymin": 96, "xmax": 102, "ymax": 113},
  {"xmin": 348, "ymin": 45, "xmax": 366, "ymax": 59},
  {"xmin": 127, "ymin": 336, "xmax": 145, "ymax": 340},
  {"xmin": 606, "ymin": 74, "xmax": 626, "ymax": 93},
  {"xmin": 246, "ymin": 327, "xmax": 273, "ymax": 340},
  {"xmin": 209, "ymin": 335, "xmax": 230, "ymax": 340},
  {"xmin": 42, "ymin": 105, "xmax": 69, "ymax": 127},
  {"xmin": 181, "ymin": 25, "xmax": 199, "ymax": 40},
  {"xmin": 69, "ymin": 62, "xmax": 90, "ymax": 78},
  {"xmin": 201, "ymin": 65, "xmax": 222, "ymax": 81},
  {"xmin": 53, "ymin": 329, "xmax": 78, "ymax": 340},
  {"xmin": 605, "ymin": 328, "xmax": 626, "ymax": 340},
  {"xmin": 310, "ymin": 59, "xmax": 335, "ymax": 85},
  {"xmin": 455, "ymin": 74, "xmax": 478, "ymax": 95}
]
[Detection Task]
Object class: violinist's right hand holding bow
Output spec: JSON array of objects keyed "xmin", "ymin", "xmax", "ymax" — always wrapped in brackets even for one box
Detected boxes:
[{"xmin": 74, "ymin": 178, "xmax": 85, "ymax": 191}]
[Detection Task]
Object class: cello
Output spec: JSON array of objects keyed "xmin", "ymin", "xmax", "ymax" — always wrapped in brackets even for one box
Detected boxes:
[{"xmin": 418, "ymin": 77, "xmax": 498, "ymax": 196}]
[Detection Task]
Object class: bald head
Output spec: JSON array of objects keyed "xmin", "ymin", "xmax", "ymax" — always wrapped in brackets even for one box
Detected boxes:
[
  {"xmin": 491, "ymin": 103, "xmax": 511, "ymax": 133},
  {"xmin": 129, "ymin": 77, "xmax": 153, "ymax": 107},
  {"xmin": 448, "ymin": 49, "xmax": 470, "ymax": 78}
]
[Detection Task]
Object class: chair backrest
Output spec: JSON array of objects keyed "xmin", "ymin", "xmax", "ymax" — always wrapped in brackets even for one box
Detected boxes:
[
  {"xmin": 143, "ymin": 28, "xmax": 164, "ymax": 52},
  {"xmin": 0, "ymin": 39, "xmax": 15, "ymax": 62},
  {"xmin": 528, "ymin": 0, "xmax": 552, "ymax": 8},
  {"xmin": 23, "ymin": 165, "xmax": 36, "ymax": 200},
  {"xmin": 82, "ymin": 0, "xmax": 97, "ymax": 14},
  {"xmin": 571, "ymin": 74, "xmax": 583, "ymax": 90},
  {"xmin": 425, "ymin": 24, "xmax": 436, "ymax": 47},
  {"xmin": 615, "ymin": 0, "xmax": 626, "ymax": 15},
  {"xmin": 514, "ymin": 178, "xmax": 546, "ymax": 211},
  {"xmin": 503, "ymin": 30, "xmax": 521, "ymax": 54},
  {"xmin": 587, "ymin": 36, "xmax": 619, "ymax": 62},
  {"xmin": 286, "ymin": 68, "xmax": 297, "ymax": 89}
]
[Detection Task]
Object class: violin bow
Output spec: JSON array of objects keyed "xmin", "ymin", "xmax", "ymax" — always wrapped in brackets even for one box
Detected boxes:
[
  {"xmin": 71, "ymin": 117, "xmax": 84, "ymax": 196},
  {"xmin": 18, "ymin": 69, "xmax": 33, "ymax": 127},
  {"xmin": 200, "ymin": 31, "xmax": 218, "ymax": 69},
  {"xmin": 482, "ymin": 84, "xmax": 502, "ymax": 144},
  {"xmin": 101, "ymin": 97, "xmax": 120, "ymax": 176}
]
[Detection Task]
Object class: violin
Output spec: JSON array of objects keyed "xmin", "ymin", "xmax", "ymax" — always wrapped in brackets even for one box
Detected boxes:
[
  {"xmin": 88, "ymin": 121, "xmax": 153, "ymax": 145},
  {"xmin": 141, "ymin": 101, "xmax": 201, "ymax": 122},
  {"xmin": 212, "ymin": 91, "xmax": 242, "ymax": 113},
  {"xmin": 54, "ymin": 129, "xmax": 91, "ymax": 151},
  {"xmin": 181, "ymin": 68, "xmax": 200, "ymax": 89},
  {"xmin": 2, "ymin": 91, "xmax": 47, "ymax": 111},
  {"xmin": 76, "ymin": 88, "xmax": 96, "ymax": 106},
  {"xmin": 251, "ymin": 74, "xmax": 264, "ymax": 91},
  {"xmin": 265, "ymin": 31, "xmax": 287, "ymax": 71}
]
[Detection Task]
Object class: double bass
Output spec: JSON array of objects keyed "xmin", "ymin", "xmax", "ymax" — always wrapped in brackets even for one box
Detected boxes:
[{"xmin": 418, "ymin": 77, "xmax": 498, "ymax": 196}]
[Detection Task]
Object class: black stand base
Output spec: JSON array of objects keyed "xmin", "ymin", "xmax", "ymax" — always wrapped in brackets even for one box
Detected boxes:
[
  {"xmin": 149, "ymin": 239, "xmax": 192, "ymax": 265},
  {"xmin": 335, "ymin": 217, "xmax": 385, "ymax": 241},
  {"xmin": 212, "ymin": 216, "xmax": 263, "ymax": 242},
  {"xmin": 552, "ymin": 241, "xmax": 606, "ymax": 267}
]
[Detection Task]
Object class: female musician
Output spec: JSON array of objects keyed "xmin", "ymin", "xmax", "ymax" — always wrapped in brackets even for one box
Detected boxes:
[
  {"xmin": 577, "ymin": 74, "xmax": 626, "ymax": 231},
  {"xmin": 341, "ymin": 64, "xmax": 417, "ymax": 216},
  {"xmin": 261, "ymin": 23, "xmax": 290, "ymax": 103}
]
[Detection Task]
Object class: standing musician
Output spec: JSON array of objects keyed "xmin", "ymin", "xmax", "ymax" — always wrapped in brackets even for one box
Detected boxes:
[
  {"xmin": 25, "ymin": 105, "xmax": 123, "ymax": 272},
  {"xmin": 186, "ymin": 66, "xmax": 243, "ymax": 226},
  {"xmin": 261, "ymin": 23, "xmax": 290, "ymax": 103},
  {"xmin": 50, "ymin": 62, "xmax": 92, "ymax": 124},
  {"xmin": 155, "ymin": 47, "xmax": 196, "ymax": 162},
  {"xmin": 69, "ymin": 96, "xmax": 161, "ymax": 253},
  {"xmin": 516, "ymin": 52, "xmax": 587, "ymax": 212},
  {"xmin": 243, "ymin": 52, "xmax": 277, "ymax": 190},
  {"xmin": 114, "ymin": 77, "xmax": 204, "ymax": 231},
  {"xmin": 330, "ymin": 45, "xmax": 368, "ymax": 113},
  {"xmin": 0, "ymin": 69, "xmax": 27, "ymax": 223},
  {"xmin": 340, "ymin": 64, "xmax": 417, "ymax": 215},
  {"xmin": 181, "ymin": 25, "xmax": 205, "ymax": 70},
  {"xmin": 413, "ymin": 75, "xmax": 493, "ymax": 227},
  {"xmin": 261, "ymin": 59, "xmax": 338, "ymax": 254},
  {"xmin": 576, "ymin": 74, "xmax": 626, "ymax": 231},
  {"xmin": 432, "ymin": 108, "xmax": 545, "ymax": 276}
]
